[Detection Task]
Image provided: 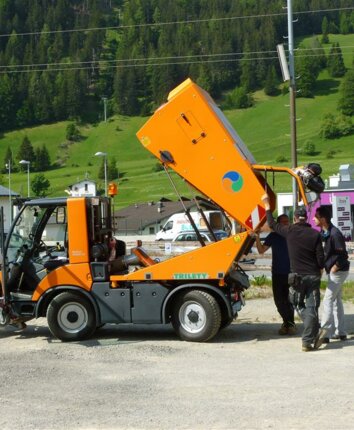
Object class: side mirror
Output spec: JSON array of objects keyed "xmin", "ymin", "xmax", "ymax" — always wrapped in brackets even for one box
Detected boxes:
[{"xmin": 56, "ymin": 207, "xmax": 66, "ymax": 224}]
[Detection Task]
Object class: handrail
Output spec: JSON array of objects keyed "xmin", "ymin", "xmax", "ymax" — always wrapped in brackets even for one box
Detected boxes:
[{"xmin": 252, "ymin": 164, "xmax": 309, "ymax": 206}]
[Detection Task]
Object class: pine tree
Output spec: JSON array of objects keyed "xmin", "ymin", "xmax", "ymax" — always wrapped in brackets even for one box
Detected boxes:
[
  {"xmin": 34, "ymin": 145, "xmax": 51, "ymax": 172},
  {"xmin": 31, "ymin": 174, "xmax": 50, "ymax": 197},
  {"xmin": 321, "ymin": 17, "xmax": 329, "ymax": 43},
  {"xmin": 240, "ymin": 41, "xmax": 257, "ymax": 92},
  {"xmin": 296, "ymin": 45, "xmax": 321, "ymax": 98},
  {"xmin": 2, "ymin": 146, "xmax": 16, "ymax": 174},
  {"xmin": 264, "ymin": 66, "xmax": 279, "ymax": 96},
  {"xmin": 0, "ymin": 74, "xmax": 16, "ymax": 131},
  {"xmin": 338, "ymin": 69, "xmax": 354, "ymax": 116},
  {"xmin": 327, "ymin": 43, "xmax": 346, "ymax": 77},
  {"xmin": 108, "ymin": 157, "xmax": 119, "ymax": 180},
  {"xmin": 17, "ymin": 136, "xmax": 35, "ymax": 166},
  {"xmin": 98, "ymin": 158, "xmax": 105, "ymax": 180}
]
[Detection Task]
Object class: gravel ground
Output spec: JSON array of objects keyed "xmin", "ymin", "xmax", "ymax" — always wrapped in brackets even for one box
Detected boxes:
[{"xmin": 1, "ymin": 298, "xmax": 353, "ymax": 430}]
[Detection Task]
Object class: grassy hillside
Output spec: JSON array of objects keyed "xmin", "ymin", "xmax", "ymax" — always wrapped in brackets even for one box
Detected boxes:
[{"xmin": 0, "ymin": 34, "xmax": 353, "ymax": 209}]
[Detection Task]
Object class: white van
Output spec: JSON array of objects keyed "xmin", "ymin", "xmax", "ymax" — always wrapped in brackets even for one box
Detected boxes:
[{"xmin": 155, "ymin": 211, "xmax": 226, "ymax": 240}]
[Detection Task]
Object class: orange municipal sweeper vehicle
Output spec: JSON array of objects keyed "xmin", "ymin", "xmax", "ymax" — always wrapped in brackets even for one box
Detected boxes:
[{"xmin": 0, "ymin": 79, "xmax": 324, "ymax": 342}]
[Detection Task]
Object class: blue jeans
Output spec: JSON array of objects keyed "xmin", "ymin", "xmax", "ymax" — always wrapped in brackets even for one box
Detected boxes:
[{"xmin": 289, "ymin": 275, "xmax": 321, "ymax": 345}]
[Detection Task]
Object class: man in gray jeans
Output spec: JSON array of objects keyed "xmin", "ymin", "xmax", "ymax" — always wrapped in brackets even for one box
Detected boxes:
[{"xmin": 314, "ymin": 206, "xmax": 350, "ymax": 347}]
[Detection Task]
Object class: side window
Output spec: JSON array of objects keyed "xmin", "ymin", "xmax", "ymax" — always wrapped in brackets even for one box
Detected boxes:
[
  {"xmin": 42, "ymin": 207, "xmax": 67, "ymax": 252},
  {"xmin": 164, "ymin": 221, "xmax": 173, "ymax": 231}
]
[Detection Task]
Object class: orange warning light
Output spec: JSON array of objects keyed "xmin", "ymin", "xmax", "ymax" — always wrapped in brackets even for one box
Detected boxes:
[{"xmin": 108, "ymin": 182, "xmax": 118, "ymax": 197}]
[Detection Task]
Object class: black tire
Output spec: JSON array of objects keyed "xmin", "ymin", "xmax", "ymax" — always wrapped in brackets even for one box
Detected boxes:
[
  {"xmin": 219, "ymin": 314, "xmax": 233, "ymax": 330},
  {"xmin": 47, "ymin": 292, "xmax": 96, "ymax": 341},
  {"xmin": 171, "ymin": 289, "xmax": 221, "ymax": 342}
]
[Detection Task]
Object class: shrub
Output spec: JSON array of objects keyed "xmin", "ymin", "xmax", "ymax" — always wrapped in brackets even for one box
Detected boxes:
[
  {"xmin": 275, "ymin": 155, "xmax": 288, "ymax": 163},
  {"xmin": 320, "ymin": 113, "xmax": 354, "ymax": 139},
  {"xmin": 66, "ymin": 123, "xmax": 81, "ymax": 141},
  {"xmin": 303, "ymin": 141, "xmax": 316, "ymax": 155},
  {"xmin": 224, "ymin": 86, "xmax": 254, "ymax": 109},
  {"xmin": 326, "ymin": 150, "xmax": 336, "ymax": 159},
  {"xmin": 153, "ymin": 162, "xmax": 164, "ymax": 172}
]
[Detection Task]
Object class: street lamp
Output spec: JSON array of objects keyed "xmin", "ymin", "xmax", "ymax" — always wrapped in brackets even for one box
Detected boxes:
[
  {"xmin": 19, "ymin": 160, "xmax": 30, "ymax": 197},
  {"xmin": 95, "ymin": 152, "xmax": 107, "ymax": 196}
]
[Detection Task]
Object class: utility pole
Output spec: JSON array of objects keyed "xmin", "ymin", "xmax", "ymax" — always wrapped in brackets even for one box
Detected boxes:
[
  {"xmin": 287, "ymin": 0, "xmax": 298, "ymax": 211},
  {"xmin": 102, "ymin": 97, "xmax": 107, "ymax": 122},
  {"xmin": 5, "ymin": 159, "xmax": 11, "ymax": 224}
]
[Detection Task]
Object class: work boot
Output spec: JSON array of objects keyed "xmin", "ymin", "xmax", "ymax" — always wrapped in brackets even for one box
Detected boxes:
[
  {"xmin": 302, "ymin": 344, "xmax": 314, "ymax": 352},
  {"xmin": 314, "ymin": 328, "xmax": 327, "ymax": 349},
  {"xmin": 278, "ymin": 323, "xmax": 288, "ymax": 335},
  {"xmin": 287, "ymin": 324, "xmax": 297, "ymax": 336},
  {"xmin": 9, "ymin": 318, "xmax": 27, "ymax": 331}
]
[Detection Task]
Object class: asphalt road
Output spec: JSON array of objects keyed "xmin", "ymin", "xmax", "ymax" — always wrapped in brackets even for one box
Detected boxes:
[{"xmin": 1, "ymin": 298, "xmax": 353, "ymax": 430}]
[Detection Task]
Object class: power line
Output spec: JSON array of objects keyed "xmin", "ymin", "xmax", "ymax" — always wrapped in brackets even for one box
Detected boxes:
[
  {"xmin": 0, "ymin": 6, "xmax": 353, "ymax": 38},
  {"xmin": 1, "ymin": 50, "xmax": 351, "ymax": 75},
  {"xmin": 0, "ymin": 49, "xmax": 279, "ymax": 70},
  {"xmin": 1, "ymin": 45, "xmax": 353, "ymax": 72}
]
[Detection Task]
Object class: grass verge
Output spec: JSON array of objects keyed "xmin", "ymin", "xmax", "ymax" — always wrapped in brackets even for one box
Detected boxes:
[{"xmin": 247, "ymin": 278, "xmax": 354, "ymax": 302}]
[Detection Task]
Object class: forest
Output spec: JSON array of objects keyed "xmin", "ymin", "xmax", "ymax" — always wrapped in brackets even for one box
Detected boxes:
[{"xmin": 0, "ymin": 0, "xmax": 353, "ymax": 132}]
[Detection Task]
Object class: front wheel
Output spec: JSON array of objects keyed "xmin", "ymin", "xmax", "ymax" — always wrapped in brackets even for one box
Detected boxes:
[
  {"xmin": 47, "ymin": 292, "xmax": 96, "ymax": 341},
  {"xmin": 171, "ymin": 290, "xmax": 221, "ymax": 342}
]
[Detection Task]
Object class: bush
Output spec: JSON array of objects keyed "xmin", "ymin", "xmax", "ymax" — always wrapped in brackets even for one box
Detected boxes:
[
  {"xmin": 224, "ymin": 86, "xmax": 254, "ymax": 109},
  {"xmin": 275, "ymin": 155, "xmax": 288, "ymax": 163},
  {"xmin": 326, "ymin": 150, "xmax": 336, "ymax": 159},
  {"xmin": 66, "ymin": 123, "xmax": 81, "ymax": 141},
  {"xmin": 153, "ymin": 162, "xmax": 164, "ymax": 172},
  {"xmin": 320, "ymin": 113, "xmax": 354, "ymax": 139},
  {"xmin": 303, "ymin": 141, "xmax": 316, "ymax": 155}
]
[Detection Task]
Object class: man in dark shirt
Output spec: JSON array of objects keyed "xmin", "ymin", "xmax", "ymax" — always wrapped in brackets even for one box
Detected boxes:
[
  {"xmin": 254, "ymin": 214, "xmax": 295, "ymax": 335},
  {"xmin": 313, "ymin": 206, "xmax": 350, "ymax": 347},
  {"xmin": 262, "ymin": 194, "xmax": 324, "ymax": 351}
]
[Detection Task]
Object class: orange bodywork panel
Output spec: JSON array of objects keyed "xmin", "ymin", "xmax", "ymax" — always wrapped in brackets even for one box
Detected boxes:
[
  {"xmin": 67, "ymin": 198, "xmax": 90, "ymax": 264},
  {"xmin": 32, "ymin": 263, "xmax": 92, "ymax": 301},
  {"xmin": 111, "ymin": 233, "xmax": 249, "ymax": 283},
  {"xmin": 136, "ymin": 78, "xmax": 275, "ymax": 230}
]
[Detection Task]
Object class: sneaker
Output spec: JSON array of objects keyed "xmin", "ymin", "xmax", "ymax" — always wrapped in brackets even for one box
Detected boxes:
[
  {"xmin": 302, "ymin": 344, "xmax": 314, "ymax": 352},
  {"xmin": 332, "ymin": 334, "xmax": 347, "ymax": 341},
  {"xmin": 287, "ymin": 324, "xmax": 297, "ymax": 336},
  {"xmin": 314, "ymin": 328, "xmax": 327, "ymax": 349},
  {"xmin": 278, "ymin": 323, "xmax": 288, "ymax": 335}
]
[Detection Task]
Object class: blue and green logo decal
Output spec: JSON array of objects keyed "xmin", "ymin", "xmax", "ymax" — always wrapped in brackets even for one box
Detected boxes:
[{"xmin": 222, "ymin": 171, "xmax": 243, "ymax": 193}]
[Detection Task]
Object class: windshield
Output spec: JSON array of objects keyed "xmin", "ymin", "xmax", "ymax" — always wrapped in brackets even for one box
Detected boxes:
[{"xmin": 6, "ymin": 205, "xmax": 46, "ymax": 261}]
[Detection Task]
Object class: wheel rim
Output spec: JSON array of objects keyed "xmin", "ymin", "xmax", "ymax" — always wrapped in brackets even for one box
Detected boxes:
[
  {"xmin": 179, "ymin": 300, "xmax": 206, "ymax": 334},
  {"xmin": 57, "ymin": 302, "xmax": 88, "ymax": 334}
]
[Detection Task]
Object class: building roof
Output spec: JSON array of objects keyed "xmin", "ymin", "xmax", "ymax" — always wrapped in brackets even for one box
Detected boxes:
[
  {"xmin": 0, "ymin": 185, "xmax": 20, "ymax": 197},
  {"xmin": 114, "ymin": 200, "xmax": 196, "ymax": 232},
  {"xmin": 68, "ymin": 179, "xmax": 96, "ymax": 188}
]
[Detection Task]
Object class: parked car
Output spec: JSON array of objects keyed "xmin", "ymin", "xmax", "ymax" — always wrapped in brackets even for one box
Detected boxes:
[
  {"xmin": 172, "ymin": 229, "xmax": 228, "ymax": 242},
  {"xmin": 170, "ymin": 230, "xmax": 229, "ymax": 254}
]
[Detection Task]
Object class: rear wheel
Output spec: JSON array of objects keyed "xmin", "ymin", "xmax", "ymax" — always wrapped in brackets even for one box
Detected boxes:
[
  {"xmin": 171, "ymin": 290, "xmax": 221, "ymax": 342},
  {"xmin": 47, "ymin": 292, "xmax": 96, "ymax": 341}
]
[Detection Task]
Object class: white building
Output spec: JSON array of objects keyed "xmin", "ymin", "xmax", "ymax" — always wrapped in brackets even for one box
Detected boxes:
[
  {"xmin": 66, "ymin": 180, "xmax": 97, "ymax": 197},
  {"xmin": 0, "ymin": 185, "xmax": 20, "ymax": 233}
]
